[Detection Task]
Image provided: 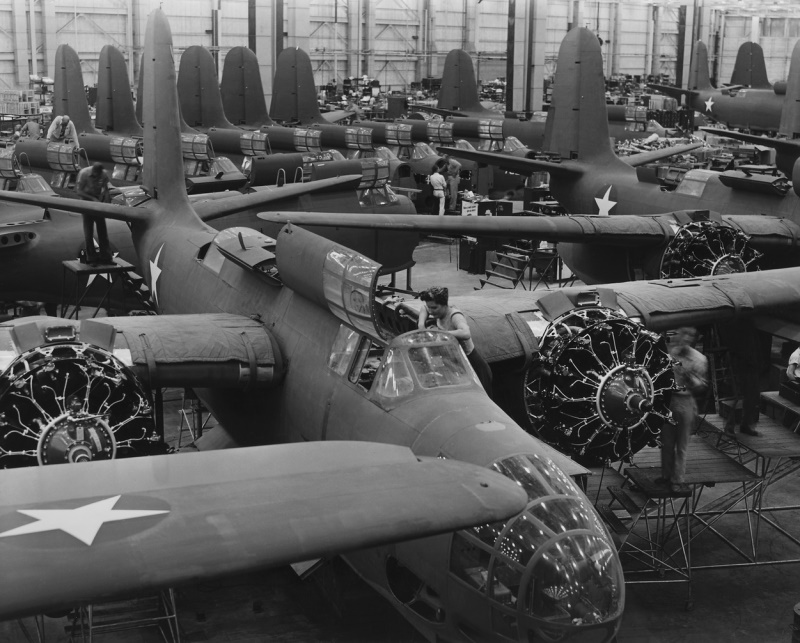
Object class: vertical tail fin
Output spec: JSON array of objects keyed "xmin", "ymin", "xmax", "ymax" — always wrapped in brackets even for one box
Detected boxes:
[
  {"xmin": 688, "ymin": 41, "xmax": 713, "ymax": 90},
  {"xmin": 52, "ymin": 44, "xmax": 100, "ymax": 135},
  {"xmin": 269, "ymin": 47, "xmax": 325, "ymax": 124},
  {"xmin": 95, "ymin": 45, "xmax": 143, "ymax": 136},
  {"xmin": 779, "ymin": 41, "xmax": 800, "ymax": 137},
  {"xmin": 137, "ymin": 52, "xmax": 201, "ymax": 135},
  {"xmin": 543, "ymin": 28, "xmax": 622, "ymax": 165},
  {"xmin": 140, "ymin": 9, "xmax": 192, "ymax": 214},
  {"xmin": 177, "ymin": 46, "xmax": 239, "ymax": 130},
  {"xmin": 220, "ymin": 47, "xmax": 274, "ymax": 127},
  {"xmin": 730, "ymin": 42, "xmax": 771, "ymax": 89},
  {"xmin": 437, "ymin": 49, "xmax": 490, "ymax": 114}
]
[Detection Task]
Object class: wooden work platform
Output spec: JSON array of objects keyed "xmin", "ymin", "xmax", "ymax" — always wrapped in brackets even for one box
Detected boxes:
[
  {"xmin": 760, "ymin": 390, "xmax": 800, "ymax": 425},
  {"xmin": 62, "ymin": 257, "xmax": 135, "ymax": 274},
  {"xmin": 624, "ymin": 436, "xmax": 759, "ymax": 490},
  {"xmin": 701, "ymin": 412, "xmax": 800, "ymax": 460}
]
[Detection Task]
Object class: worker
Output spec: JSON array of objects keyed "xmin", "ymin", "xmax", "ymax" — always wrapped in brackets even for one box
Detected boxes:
[
  {"xmin": 418, "ymin": 286, "xmax": 493, "ymax": 396},
  {"xmin": 659, "ymin": 327, "xmax": 708, "ymax": 494},
  {"xmin": 46, "ymin": 114, "xmax": 78, "ymax": 144},
  {"xmin": 430, "ymin": 165, "xmax": 447, "ymax": 216},
  {"xmin": 75, "ymin": 162, "xmax": 113, "ymax": 265},
  {"xmin": 19, "ymin": 117, "xmax": 41, "ymax": 139},
  {"xmin": 443, "ymin": 154, "xmax": 462, "ymax": 211}
]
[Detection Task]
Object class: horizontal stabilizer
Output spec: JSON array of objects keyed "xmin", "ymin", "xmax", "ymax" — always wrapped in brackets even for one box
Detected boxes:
[
  {"xmin": 436, "ymin": 146, "xmax": 584, "ymax": 178},
  {"xmin": 0, "ymin": 441, "xmax": 527, "ymax": 619},
  {"xmin": 0, "ymin": 191, "xmax": 149, "ymax": 223},
  {"xmin": 622, "ymin": 142, "xmax": 704, "ymax": 167},
  {"xmin": 647, "ymin": 83, "xmax": 698, "ymax": 99},
  {"xmin": 194, "ymin": 175, "xmax": 363, "ymax": 222}
]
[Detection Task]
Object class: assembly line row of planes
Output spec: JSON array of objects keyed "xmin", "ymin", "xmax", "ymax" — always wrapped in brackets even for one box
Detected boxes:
[{"xmin": 2, "ymin": 12, "xmax": 800, "ymax": 642}]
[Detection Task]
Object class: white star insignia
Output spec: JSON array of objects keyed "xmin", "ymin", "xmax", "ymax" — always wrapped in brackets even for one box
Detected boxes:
[
  {"xmin": 149, "ymin": 244, "xmax": 164, "ymax": 306},
  {"xmin": 705, "ymin": 96, "xmax": 714, "ymax": 112},
  {"xmin": 0, "ymin": 496, "xmax": 168, "ymax": 546},
  {"xmin": 594, "ymin": 186, "xmax": 616, "ymax": 217}
]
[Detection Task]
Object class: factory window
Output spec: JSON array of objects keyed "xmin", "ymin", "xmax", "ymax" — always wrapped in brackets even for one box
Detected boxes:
[{"xmin": 761, "ymin": 17, "xmax": 786, "ymax": 38}]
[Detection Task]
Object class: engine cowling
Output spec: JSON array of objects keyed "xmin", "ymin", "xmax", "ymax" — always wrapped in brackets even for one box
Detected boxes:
[
  {"xmin": 0, "ymin": 320, "xmax": 159, "ymax": 468},
  {"xmin": 523, "ymin": 305, "xmax": 676, "ymax": 464}
]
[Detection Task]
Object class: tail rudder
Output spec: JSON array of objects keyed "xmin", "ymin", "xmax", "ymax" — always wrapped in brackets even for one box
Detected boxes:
[
  {"xmin": 220, "ymin": 47, "xmax": 274, "ymax": 127},
  {"xmin": 140, "ymin": 9, "xmax": 193, "ymax": 214},
  {"xmin": 53, "ymin": 44, "xmax": 100, "ymax": 134},
  {"xmin": 270, "ymin": 47, "xmax": 325, "ymax": 124},
  {"xmin": 688, "ymin": 41, "xmax": 713, "ymax": 90},
  {"xmin": 95, "ymin": 45, "xmax": 142, "ymax": 136},
  {"xmin": 544, "ymin": 27, "xmax": 619, "ymax": 164},
  {"xmin": 438, "ymin": 49, "xmax": 489, "ymax": 114},
  {"xmin": 178, "ymin": 46, "xmax": 239, "ymax": 130},
  {"xmin": 731, "ymin": 42, "xmax": 772, "ymax": 89},
  {"xmin": 780, "ymin": 40, "xmax": 800, "ymax": 137}
]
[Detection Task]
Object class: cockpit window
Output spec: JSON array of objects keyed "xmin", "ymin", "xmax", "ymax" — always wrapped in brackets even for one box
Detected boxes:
[
  {"xmin": 373, "ymin": 347, "xmax": 414, "ymax": 398},
  {"xmin": 211, "ymin": 156, "xmax": 238, "ymax": 174},
  {"xmin": 674, "ymin": 169, "xmax": 714, "ymax": 197},
  {"xmin": 411, "ymin": 143, "xmax": 436, "ymax": 160},
  {"xmin": 328, "ymin": 325, "xmax": 360, "ymax": 375},
  {"xmin": 407, "ymin": 342, "xmax": 470, "ymax": 389},
  {"xmin": 491, "ymin": 453, "xmax": 579, "ymax": 502},
  {"xmin": 503, "ymin": 137, "xmax": 525, "ymax": 152},
  {"xmin": 526, "ymin": 533, "xmax": 620, "ymax": 625}
]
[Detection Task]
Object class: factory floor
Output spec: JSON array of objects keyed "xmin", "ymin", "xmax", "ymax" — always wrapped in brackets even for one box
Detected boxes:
[{"xmin": 3, "ymin": 238, "xmax": 800, "ymax": 642}]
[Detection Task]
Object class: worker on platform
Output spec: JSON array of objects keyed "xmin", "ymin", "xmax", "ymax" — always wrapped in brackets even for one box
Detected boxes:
[
  {"xmin": 443, "ymin": 154, "xmax": 462, "ymax": 211},
  {"xmin": 417, "ymin": 286, "xmax": 492, "ymax": 396},
  {"xmin": 658, "ymin": 327, "xmax": 708, "ymax": 494},
  {"xmin": 75, "ymin": 162, "xmax": 113, "ymax": 265}
]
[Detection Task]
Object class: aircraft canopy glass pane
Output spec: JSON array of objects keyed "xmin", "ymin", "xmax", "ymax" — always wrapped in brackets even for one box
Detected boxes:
[
  {"xmin": 211, "ymin": 157, "xmax": 238, "ymax": 174},
  {"xmin": 674, "ymin": 170, "xmax": 714, "ymax": 197},
  {"xmin": 502, "ymin": 137, "xmax": 525, "ymax": 152},
  {"xmin": 525, "ymin": 533, "xmax": 622, "ymax": 625},
  {"xmin": 328, "ymin": 325, "xmax": 360, "ymax": 375},
  {"xmin": 321, "ymin": 247, "xmax": 379, "ymax": 337},
  {"xmin": 427, "ymin": 121, "xmax": 454, "ymax": 144},
  {"xmin": 411, "ymin": 142, "xmax": 437, "ymax": 160}
]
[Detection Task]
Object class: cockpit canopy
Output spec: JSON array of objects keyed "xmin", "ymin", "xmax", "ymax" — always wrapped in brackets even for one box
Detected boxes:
[{"xmin": 371, "ymin": 330, "xmax": 482, "ymax": 407}]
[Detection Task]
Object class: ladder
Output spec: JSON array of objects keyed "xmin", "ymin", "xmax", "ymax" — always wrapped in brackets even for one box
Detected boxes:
[
  {"xmin": 476, "ymin": 243, "xmax": 531, "ymax": 290},
  {"xmin": 704, "ymin": 325, "xmax": 740, "ymax": 421}
]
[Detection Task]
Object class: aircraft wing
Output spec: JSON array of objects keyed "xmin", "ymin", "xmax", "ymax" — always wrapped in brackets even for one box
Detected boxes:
[
  {"xmin": 621, "ymin": 142, "xmax": 704, "ymax": 167},
  {"xmin": 436, "ymin": 146, "xmax": 584, "ymax": 179},
  {"xmin": 0, "ymin": 441, "xmax": 526, "ymax": 619},
  {"xmin": 193, "ymin": 174, "xmax": 363, "ymax": 222},
  {"xmin": 258, "ymin": 211, "xmax": 693, "ymax": 247}
]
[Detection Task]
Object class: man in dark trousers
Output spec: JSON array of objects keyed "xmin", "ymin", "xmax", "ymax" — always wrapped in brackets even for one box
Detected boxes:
[
  {"xmin": 417, "ymin": 286, "xmax": 493, "ymax": 396},
  {"xmin": 75, "ymin": 162, "xmax": 113, "ymax": 265}
]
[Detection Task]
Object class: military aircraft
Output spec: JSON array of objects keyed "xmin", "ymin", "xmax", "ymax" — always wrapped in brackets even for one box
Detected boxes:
[
  {"xmin": 0, "ymin": 438, "xmax": 526, "ymax": 619},
  {"xmin": 702, "ymin": 40, "xmax": 800, "ymax": 178},
  {"xmin": 432, "ymin": 27, "xmax": 800, "ymax": 284},
  {"xmin": 648, "ymin": 40, "xmax": 784, "ymax": 132},
  {"xmin": 406, "ymin": 47, "xmax": 666, "ymax": 144},
  {"xmin": 0, "ymin": 10, "xmax": 630, "ymax": 641}
]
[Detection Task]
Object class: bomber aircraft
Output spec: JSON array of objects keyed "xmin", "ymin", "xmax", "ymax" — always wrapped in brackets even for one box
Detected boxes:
[
  {"xmin": 428, "ymin": 27, "xmax": 800, "ymax": 284},
  {"xmin": 6, "ymin": 12, "xmax": 800, "ymax": 641},
  {"xmin": 648, "ymin": 40, "xmax": 784, "ymax": 133},
  {"xmin": 0, "ymin": 10, "xmax": 630, "ymax": 642}
]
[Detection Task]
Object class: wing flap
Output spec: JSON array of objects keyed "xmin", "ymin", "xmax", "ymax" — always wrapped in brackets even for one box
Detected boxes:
[{"xmin": 0, "ymin": 442, "xmax": 527, "ymax": 619}]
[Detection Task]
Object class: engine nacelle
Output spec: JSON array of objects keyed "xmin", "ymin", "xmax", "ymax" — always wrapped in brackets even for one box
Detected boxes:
[{"xmin": 0, "ymin": 318, "xmax": 159, "ymax": 468}]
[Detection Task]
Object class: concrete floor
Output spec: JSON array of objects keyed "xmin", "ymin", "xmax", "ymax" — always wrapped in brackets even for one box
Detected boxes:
[{"xmin": 3, "ymin": 238, "xmax": 800, "ymax": 642}]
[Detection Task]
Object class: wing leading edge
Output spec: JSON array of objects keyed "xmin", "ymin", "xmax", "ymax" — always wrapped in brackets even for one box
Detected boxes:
[{"xmin": 0, "ymin": 441, "xmax": 527, "ymax": 619}]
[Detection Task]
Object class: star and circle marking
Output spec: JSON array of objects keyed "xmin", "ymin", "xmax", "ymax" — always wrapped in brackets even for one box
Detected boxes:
[
  {"xmin": 150, "ymin": 244, "xmax": 164, "ymax": 306},
  {"xmin": 594, "ymin": 185, "xmax": 617, "ymax": 217},
  {"xmin": 704, "ymin": 96, "xmax": 714, "ymax": 112},
  {"xmin": 0, "ymin": 495, "xmax": 169, "ymax": 546}
]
